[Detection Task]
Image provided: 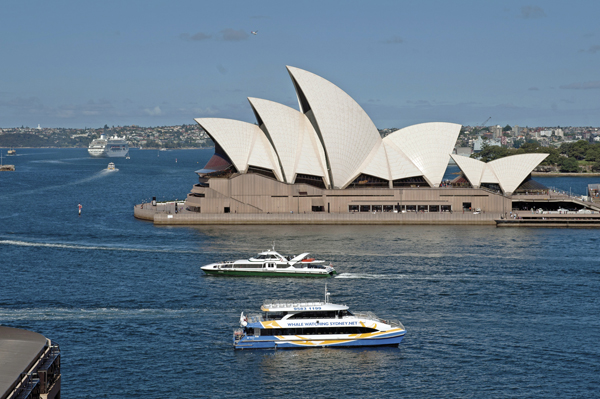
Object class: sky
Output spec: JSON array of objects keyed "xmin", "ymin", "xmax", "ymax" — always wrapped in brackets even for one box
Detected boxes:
[{"xmin": 1, "ymin": 0, "xmax": 599, "ymax": 129}]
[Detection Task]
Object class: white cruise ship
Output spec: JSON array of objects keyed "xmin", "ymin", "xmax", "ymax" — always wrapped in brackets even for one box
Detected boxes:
[{"xmin": 88, "ymin": 133, "xmax": 129, "ymax": 158}]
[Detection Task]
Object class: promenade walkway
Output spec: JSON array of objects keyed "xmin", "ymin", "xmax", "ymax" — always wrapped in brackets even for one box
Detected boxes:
[{"xmin": 134, "ymin": 202, "xmax": 498, "ymax": 225}]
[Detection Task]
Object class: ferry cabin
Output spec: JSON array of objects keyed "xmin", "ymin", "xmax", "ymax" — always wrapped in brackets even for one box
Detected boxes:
[{"xmin": 234, "ymin": 300, "xmax": 405, "ymax": 349}]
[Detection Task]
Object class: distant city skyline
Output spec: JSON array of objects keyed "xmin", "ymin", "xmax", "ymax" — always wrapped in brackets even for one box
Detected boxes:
[{"xmin": 1, "ymin": 0, "xmax": 599, "ymax": 129}]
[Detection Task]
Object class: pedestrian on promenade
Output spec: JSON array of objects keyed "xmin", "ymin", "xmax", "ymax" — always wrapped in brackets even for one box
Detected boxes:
[{"xmin": 78, "ymin": 203, "xmax": 82, "ymax": 216}]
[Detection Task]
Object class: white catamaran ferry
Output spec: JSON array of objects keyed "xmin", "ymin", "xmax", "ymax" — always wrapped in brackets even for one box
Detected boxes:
[
  {"xmin": 233, "ymin": 287, "xmax": 405, "ymax": 349},
  {"xmin": 201, "ymin": 248, "xmax": 336, "ymax": 277}
]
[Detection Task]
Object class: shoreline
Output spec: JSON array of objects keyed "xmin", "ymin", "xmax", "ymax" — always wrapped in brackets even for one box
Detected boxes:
[
  {"xmin": 1, "ymin": 146, "xmax": 214, "ymax": 150},
  {"xmin": 532, "ymin": 172, "xmax": 600, "ymax": 177}
]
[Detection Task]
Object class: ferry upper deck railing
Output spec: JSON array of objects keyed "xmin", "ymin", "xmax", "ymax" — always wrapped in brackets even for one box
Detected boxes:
[
  {"xmin": 247, "ymin": 310, "xmax": 404, "ymax": 329},
  {"xmin": 353, "ymin": 312, "xmax": 405, "ymax": 329},
  {"xmin": 262, "ymin": 299, "xmax": 341, "ymax": 308}
]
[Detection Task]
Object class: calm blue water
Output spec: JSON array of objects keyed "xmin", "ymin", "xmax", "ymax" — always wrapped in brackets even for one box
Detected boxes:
[{"xmin": 1, "ymin": 149, "xmax": 599, "ymax": 398}]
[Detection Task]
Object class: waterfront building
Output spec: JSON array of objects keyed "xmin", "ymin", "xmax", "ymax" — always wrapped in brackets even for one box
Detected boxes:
[{"xmin": 136, "ymin": 66, "xmax": 598, "ymax": 224}]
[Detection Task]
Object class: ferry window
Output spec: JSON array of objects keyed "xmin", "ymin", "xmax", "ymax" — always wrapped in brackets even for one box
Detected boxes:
[
  {"xmin": 441, "ymin": 205, "xmax": 452, "ymax": 212},
  {"xmin": 462, "ymin": 202, "xmax": 471, "ymax": 210},
  {"xmin": 349, "ymin": 205, "xmax": 359, "ymax": 212},
  {"xmin": 312, "ymin": 206, "xmax": 324, "ymax": 212},
  {"xmin": 429, "ymin": 205, "xmax": 439, "ymax": 212},
  {"xmin": 383, "ymin": 205, "xmax": 394, "ymax": 212},
  {"xmin": 224, "ymin": 207, "xmax": 230, "ymax": 213},
  {"xmin": 372, "ymin": 205, "xmax": 382, "ymax": 212},
  {"xmin": 418, "ymin": 205, "xmax": 428, "ymax": 212},
  {"xmin": 265, "ymin": 312, "xmax": 285, "ymax": 320},
  {"xmin": 406, "ymin": 205, "xmax": 416, "ymax": 212},
  {"xmin": 359, "ymin": 205, "xmax": 371, "ymax": 212}
]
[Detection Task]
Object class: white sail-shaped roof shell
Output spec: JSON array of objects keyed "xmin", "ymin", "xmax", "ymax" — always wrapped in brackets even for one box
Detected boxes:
[
  {"xmin": 194, "ymin": 118, "xmax": 283, "ymax": 181},
  {"xmin": 451, "ymin": 153, "xmax": 548, "ymax": 195},
  {"xmin": 488, "ymin": 153, "xmax": 548, "ymax": 194},
  {"xmin": 480, "ymin": 165, "xmax": 500, "ymax": 184},
  {"xmin": 248, "ymin": 97, "xmax": 330, "ymax": 187},
  {"xmin": 383, "ymin": 141, "xmax": 424, "ymax": 180},
  {"xmin": 287, "ymin": 66, "xmax": 382, "ymax": 189},
  {"xmin": 384, "ymin": 122, "xmax": 461, "ymax": 186},
  {"xmin": 358, "ymin": 141, "xmax": 392, "ymax": 181},
  {"xmin": 450, "ymin": 154, "xmax": 486, "ymax": 188}
]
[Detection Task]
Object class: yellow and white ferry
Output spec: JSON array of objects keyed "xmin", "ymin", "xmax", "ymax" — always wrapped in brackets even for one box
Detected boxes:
[{"xmin": 233, "ymin": 286, "xmax": 405, "ymax": 349}]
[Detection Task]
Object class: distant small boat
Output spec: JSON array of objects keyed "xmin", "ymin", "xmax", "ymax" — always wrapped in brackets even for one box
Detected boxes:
[
  {"xmin": 126, "ymin": 155, "xmax": 130, "ymax": 159},
  {"xmin": 7, "ymin": 148, "xmax": 16, "ymax": 156},
  {"xmin": 106, "ymin": 162, "xmax": 118, "ymax": 171}
]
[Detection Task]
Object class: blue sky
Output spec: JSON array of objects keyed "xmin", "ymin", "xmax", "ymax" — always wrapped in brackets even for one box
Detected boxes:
[{"xmin": 1, "ymin": 0, "xmax": 599, "ymax": 129}]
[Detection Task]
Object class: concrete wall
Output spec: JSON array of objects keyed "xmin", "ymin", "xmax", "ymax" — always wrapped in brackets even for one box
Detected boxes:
[
  {"xmin": 184, "ymin": 173, "xmax": 512, "ymax": 215},
  {"xmin": 154, "ymin": 212, "xmax": 499, "ymax": 225}
]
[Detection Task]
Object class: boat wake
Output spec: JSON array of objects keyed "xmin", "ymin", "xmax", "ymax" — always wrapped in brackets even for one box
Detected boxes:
[
  {"xmin": 0, "ymin": 170, "xmax": 112, "ymax": 199},
  {"xmin": 0, "ymin": 307, "xmax": 210, "ymax": 321},
  {"xmin": 0, "ymin": 239, "xmax": 198, "ymax": 254},
  {"xmin": 335, "ymin": 273, "xmax": 407, "ymax": 279}
]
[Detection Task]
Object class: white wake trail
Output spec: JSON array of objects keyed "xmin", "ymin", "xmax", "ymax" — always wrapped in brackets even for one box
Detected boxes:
[{"xmin": 0, "ymin": 239, "xmax": 197, "ymax": 254}]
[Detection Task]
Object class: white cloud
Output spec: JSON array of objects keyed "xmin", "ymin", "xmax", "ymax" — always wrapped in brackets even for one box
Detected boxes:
[{"xmin": 144, "ymin": 106, "xmax": 163, "ymax": 116}]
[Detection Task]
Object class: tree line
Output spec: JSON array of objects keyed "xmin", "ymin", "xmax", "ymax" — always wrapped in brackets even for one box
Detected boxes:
[{"xmin": 471, "ymin": 140, "xmax": 600, "ymax": 172}]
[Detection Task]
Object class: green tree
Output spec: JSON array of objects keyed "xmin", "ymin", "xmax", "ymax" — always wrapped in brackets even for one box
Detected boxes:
[
  {"xmin": 563, "ymin": 140, "xmax": 590, "ymax": 160},
  {"xmin": 471, "ymin": 144, "xmax": 510, "ymax": 162},
  {"xmin": 592, "ymin": 161, "xmax": 600, "ymax": 172},
  {"xmin": 503, "ymin": 124, "xmax": 512, "ymax": 132},
  {"xmin": 584, "ymin": 146, "xmax": 600, "ymax": 162},
  {"xmin": 559, "ymin": 157, "xmax": 580, "ymax": 172}
]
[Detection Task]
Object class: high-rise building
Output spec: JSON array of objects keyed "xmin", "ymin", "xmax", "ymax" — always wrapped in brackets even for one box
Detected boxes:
[{"xmin": 491, "ymin": 125, "xmax": 502, "ymax": 138}]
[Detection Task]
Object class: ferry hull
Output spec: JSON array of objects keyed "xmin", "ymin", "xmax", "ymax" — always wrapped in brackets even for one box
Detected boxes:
[
  {"xmin": 203, "ymin": 269, "xmax": 334, "ymax": 278},
  {"xmin": 234, "ymin": 332, "xmax": 405, "ymax": 350}
]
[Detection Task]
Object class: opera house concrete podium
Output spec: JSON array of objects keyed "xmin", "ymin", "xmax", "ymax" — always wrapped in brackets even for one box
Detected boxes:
[{"xmin": 134, "ymin": 66, "xmax": 595, "ymax": 225}]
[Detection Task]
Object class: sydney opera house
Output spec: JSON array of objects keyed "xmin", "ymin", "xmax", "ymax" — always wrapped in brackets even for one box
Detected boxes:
[
  {"xmin": 130, "ymin": 66, "xmax": 600, "ymax": 225},
  {"xmin": 172, "ymin": 66, "xmax": 551, "ymax": 219}
]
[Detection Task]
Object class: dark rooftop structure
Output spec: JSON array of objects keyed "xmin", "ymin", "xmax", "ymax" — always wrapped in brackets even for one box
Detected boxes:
[{"xmin": 0, "ymin": 326, "xmax": 60, "ymax": 399}]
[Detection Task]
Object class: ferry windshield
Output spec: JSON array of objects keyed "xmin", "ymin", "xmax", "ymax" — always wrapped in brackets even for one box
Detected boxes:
[
  {"xmin": 264, "ymin": 312, "xmax": 287, "ymax": 320},
  {"xmin": 287, "ymin": 310, "xmax": 352, "ymax": 319},
  {"xmin": 255, "ymin": 254, "xmax": 279, "ymax": 260}
]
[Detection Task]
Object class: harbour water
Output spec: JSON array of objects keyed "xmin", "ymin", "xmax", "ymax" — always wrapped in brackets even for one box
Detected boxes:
[{"xmin": 1, "ymin": 149, "xmax": 599, "ymax": 397}]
